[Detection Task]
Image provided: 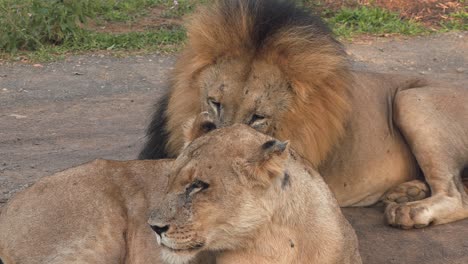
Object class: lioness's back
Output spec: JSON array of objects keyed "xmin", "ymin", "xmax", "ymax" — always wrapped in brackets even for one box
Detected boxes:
[
  {"xmin": 0, "ymin": 161, "xmax": 131, "ymax": 263},
  {"xmin": 0, "ymin": 159, "xmax": 175, "ymax": 264}
]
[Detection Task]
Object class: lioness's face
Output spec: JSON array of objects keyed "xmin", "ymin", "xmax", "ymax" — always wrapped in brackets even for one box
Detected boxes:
[
  {"xmin": 148, "ymin": 125, "xmax": 288, "ymax": 264},
  {"xmin": 198, "ymin": 58, "xmax": 293, "ymax": 135}
]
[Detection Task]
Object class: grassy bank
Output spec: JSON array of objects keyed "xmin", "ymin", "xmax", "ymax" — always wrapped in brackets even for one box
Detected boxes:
[{"xmin": 0, "ymin": 0, "xmax": 466, "ymax": 62}]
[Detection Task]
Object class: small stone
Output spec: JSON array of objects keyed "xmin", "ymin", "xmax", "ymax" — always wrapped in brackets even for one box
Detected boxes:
[
  {"xmin": 456, "ymin": 67, "xmax": 465, "ymax": 73},
  {"xmin": 9, "ymin": 114, "xmax": 27, "ymax": 119}
]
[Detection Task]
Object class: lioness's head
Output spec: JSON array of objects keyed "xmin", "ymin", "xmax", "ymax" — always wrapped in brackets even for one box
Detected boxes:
[
  {"xmin": 166, "ymin": 0, "xmax": 352, "ymax": 166},
  {"xmin": 148, "ymin": 114, "xmax": 289, "ymax": 264}
]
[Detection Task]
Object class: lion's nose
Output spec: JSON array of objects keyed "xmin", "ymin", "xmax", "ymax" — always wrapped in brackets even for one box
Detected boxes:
[{"xmin": 150, "ymin": 224, "xmax": 170, "ymax": 236}]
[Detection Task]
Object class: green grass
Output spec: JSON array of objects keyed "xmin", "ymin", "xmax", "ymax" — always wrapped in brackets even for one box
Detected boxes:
[
  {"xmin": 439, "ymin": 11, "xmax": 468, "ymax": 31},
  {"xmin": 326, "ymin": 7, "xmax": 428, "ymax": 37},
  {"xmin": 96, "ymin": 0, "xmax": 160, "ymax": 21},
  {"xmin": 155, "ymin": 0, "xmax": 208, "ymax": 18},
  {"xmin": 0, "ymin": 0, "xmax": 164, "ymax": 53},
  {"xmin": 0, "ymin": 0, "xmax": 465, "ymax": 62},
  {"xmin": 1, "ymin": 27, "xmax": 186, "ymax": 62}
]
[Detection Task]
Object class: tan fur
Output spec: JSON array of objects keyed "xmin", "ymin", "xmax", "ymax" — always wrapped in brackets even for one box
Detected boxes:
[
  {"xmin": 161, "ymin": 0, "xmax": 468, "ymax": 228},
  {"xmin": 0, "ymin": 160, "xmax": 216, "ymax": 264},
  {"xmin": 166, "ymin": 1, "xmax": 352, "ymax": 167},
  {"xmin": 149, "ymin": 117, "xmax": 361, "ymax": 264},
  {"xmin": 0, "ymin": 119, "xmax": 360, "ymax": 264}
]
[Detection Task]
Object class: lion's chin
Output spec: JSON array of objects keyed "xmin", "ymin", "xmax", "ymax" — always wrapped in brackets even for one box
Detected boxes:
[{"xmin": 160, "ymin": 247, "xmax": 200, "ymax": 264}]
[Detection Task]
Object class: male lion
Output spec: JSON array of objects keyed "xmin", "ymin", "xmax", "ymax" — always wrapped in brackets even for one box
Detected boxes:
[
  {"xmin": 0, "ymin": 114, "xmax": 360, "ymax": 264},
  {"xmin": 139, "ymin": 0, "xmax": 468, "ymax": 229}
]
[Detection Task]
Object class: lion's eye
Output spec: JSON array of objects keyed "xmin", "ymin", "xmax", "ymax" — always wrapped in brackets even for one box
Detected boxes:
[
  {"xmin": 208, "ymin": 98, "xmax": 222, "ymax": 116},
  {"xmin": 186, "ymin": 179, "xmax": 210, "ymax": 196},
  {"xmin": 249, "ymin": 114, "xmax": 265, "ymax": 125}
]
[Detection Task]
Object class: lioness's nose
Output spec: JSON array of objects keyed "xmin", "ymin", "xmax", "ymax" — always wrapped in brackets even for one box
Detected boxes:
[{"xmin": 150, "ymin": 224, "xmax": 170, "ymax": 236}]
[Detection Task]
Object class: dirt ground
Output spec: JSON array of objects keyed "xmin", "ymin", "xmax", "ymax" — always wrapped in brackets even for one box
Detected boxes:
[{"xmin": 0, "ymin": 32, "xmax": 467, "ymax": 263}]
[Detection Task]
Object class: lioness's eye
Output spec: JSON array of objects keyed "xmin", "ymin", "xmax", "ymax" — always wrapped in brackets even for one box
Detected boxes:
[{"xmin": 186, "ymin": 179, "xmax": 210, "ymax": 196}]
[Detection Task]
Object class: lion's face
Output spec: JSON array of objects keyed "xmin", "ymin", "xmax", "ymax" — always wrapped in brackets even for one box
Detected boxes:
[
  {"xmin": 198, "ymin": 58, "xmax": 293, "ymax": 135},
  {"xmin": 148, "ymin": 124, "xmax": 288, "ymax": 264}
]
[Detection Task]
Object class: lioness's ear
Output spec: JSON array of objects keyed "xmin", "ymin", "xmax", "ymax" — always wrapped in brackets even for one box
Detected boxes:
[
  {"xmin": 183, "ymin": 112, "xmax": 217, "ymax": 146},
  {"xmin": 249, "ymin": 140, "xmax": 289, "ymax": 186}
]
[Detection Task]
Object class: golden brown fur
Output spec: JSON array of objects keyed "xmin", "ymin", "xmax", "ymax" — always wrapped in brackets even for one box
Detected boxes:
[
  {"xmin": 142, "ymin": 0, "xmax": 468, "ymax": 229},
  {"xmin": 165, "ymin": 0, "xmax": 351, "ymax": 167},
  {"xmin": 0, "ymin": 114, "xmax": 360, "ymax": 264},
  {"xmin": 149, "ymin": 114, "xmax": 361, "ymax": 264},
  {"xmin": 0, "ymin": 159, "xmax": 174, "ymax": 264}
]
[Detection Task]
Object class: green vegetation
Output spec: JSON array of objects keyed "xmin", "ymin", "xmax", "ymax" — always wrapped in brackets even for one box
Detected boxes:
[
  {"xmin": 21, "ymin": 28, "xmax": 186, "ymax": 62},
  {"xmin": 439, "ymin": 11, "xmax": 468, "ymax": 31},
  {"xmin": 0, "ymin": 0, "xmax": 186, "ymax": 61},
  {"xmin": 155, "ymin": 0, "xmax": 208, "ymax": 18},
  {"xmin": 327, "ymin": 7, "xmax": 428, "ymax": 37},
  {"xmin": 0, "ymin": 0, "xmax": 465, "ymax": 62}
]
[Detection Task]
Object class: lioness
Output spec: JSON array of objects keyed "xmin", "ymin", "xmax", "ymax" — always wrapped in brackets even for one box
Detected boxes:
[
  {"xmin": 149, "ymin": 114, "xmax": 361, "ymax": 264},
  {"xmin": 139, "ymin": 0, "xmax": 468, "ymax": 229},
  {"xmin": 0, "ymin": 114, "xmax": 360, "ymax": 264}
]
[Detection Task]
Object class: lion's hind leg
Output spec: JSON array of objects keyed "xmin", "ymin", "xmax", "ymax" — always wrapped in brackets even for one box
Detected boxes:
[{"xmin": 386, "ymin": 86, "xmax": 468, "ymax": 229}]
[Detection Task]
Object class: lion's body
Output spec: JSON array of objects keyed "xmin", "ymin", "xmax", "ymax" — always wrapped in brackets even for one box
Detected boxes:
[
  {"xmin": 320, "ymin": 71, "xmax": 422, "ymax": 206},
  {"xmin": 140, "ymin": 0, "xmax": 468, "ymax": 228}
]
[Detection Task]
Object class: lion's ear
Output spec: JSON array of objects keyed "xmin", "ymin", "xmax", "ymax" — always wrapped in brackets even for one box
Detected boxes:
[{"xmin": 183, "ymin": 112, "xmax": 217, "ymax": 146}]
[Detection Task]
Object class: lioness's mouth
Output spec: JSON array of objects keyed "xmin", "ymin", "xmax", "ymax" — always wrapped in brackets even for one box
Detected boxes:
[{"xmin": 160, "ymin": 243, "xmax": 205, "ymax": 253}]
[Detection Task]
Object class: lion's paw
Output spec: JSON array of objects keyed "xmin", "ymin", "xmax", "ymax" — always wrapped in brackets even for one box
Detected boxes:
[
  {"xmin": 382, "ymin": 180, "xmax": 429, "ymax": 205},
  {"xmin": 385, "ymin": 201, "xmax": 433, "ymax": 229}
]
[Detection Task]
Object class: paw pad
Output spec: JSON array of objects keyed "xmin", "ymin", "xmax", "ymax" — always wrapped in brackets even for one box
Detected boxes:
[{"xmin": 383, "ymin": 180, "xmax": 429, "ymax": 205}]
